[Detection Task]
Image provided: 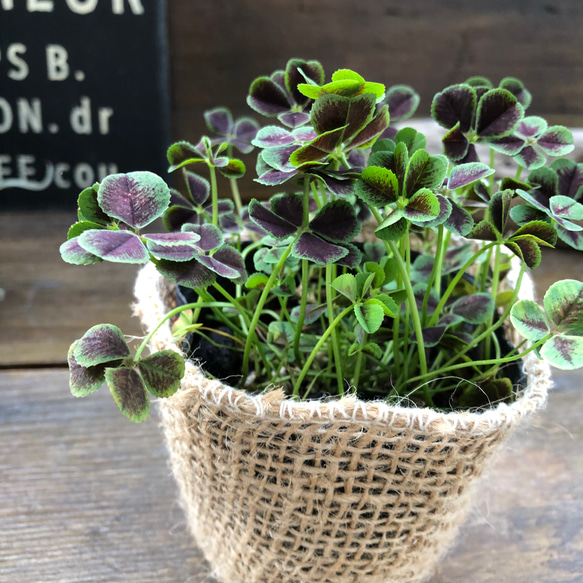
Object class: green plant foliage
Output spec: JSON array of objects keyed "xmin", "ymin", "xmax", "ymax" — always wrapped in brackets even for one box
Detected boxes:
[{"xmin": 61, "ymin": 59, "xmax": 583, "ymax": 420}]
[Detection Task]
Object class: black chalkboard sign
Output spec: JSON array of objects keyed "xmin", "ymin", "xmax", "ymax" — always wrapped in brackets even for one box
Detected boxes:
[{"xmin": 0, "ymin": 0, "xmax": 170, "ymax": 209}]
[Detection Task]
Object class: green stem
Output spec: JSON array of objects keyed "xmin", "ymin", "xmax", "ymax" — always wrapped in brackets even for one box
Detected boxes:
[
  {"xmin": 293, "ymin": 304, "xmax": 353, "ymax": 396},
  {"xmin": 208, "ymin": 164, "xmax": 219, "ymax": 227},
  {"xmin": 327, "ymin": 263, "xmax": 344, "ymax": 396},
  {"xmin": 515, "ymin": 165, "xmax": 523, "ymax": 181},
  {"xmin": 422, "ymin": 225, "xmax": 444, "ymax": 324},
  {"xmin": 241, "ymin": 235, "xmax": 299, "ymax": 378},
  {"xmin": 427, "ymin": 241, "xmax": 499, "ymax": 327},
  {"xmin": 352, "ymin": 332, "xmax": 367, "ymax": 389}
]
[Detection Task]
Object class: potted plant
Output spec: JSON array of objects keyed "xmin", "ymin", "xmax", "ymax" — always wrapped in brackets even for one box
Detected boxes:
[{"xmin": 61, "ymin": 59, "xmax": 583, "ymax": 583}]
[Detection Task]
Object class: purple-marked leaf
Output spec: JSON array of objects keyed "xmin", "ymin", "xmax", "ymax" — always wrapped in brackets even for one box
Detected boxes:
[
  {"xmin": 404, "ymin": 151, "xmax": 448, "ymax": 195},
  {"xmin": 212, "ymin": 156, "xmax": 230, "ymax": 168},
  {"xmin": 552, "ymin": 159, "xmax": 583, "ymax": 201},
  {"xmin": 278, "ymin": 111, "xmax": 311, "ymax": 128},
  {"xmin": 285, "ymin": 58, "xmax": 325, "ymax": 105},
  {"xmin": 442, "ymin": 123, "xmax": 470, "ymax": 162},
  {"xmin": 543, "ymin": 279, "xmax": 583, "ymax": 334},
  {"xmin": 537, "ymin": 126, "xmax": 574, "ymax": 156},
  {"xmin": 105, "ymin": 367, "xmax": 149, "ymax": 422},
  {"xmin": 355, "ymin": 166, "xmax": 399, "ymax": 206},
  {"xmin": 420, "ymin": 194, "xmax": 452, "ymax": 230},
  {"xmin": 556, "ymin": 226, "xmax": 583, "ymax": 250},
  {"xmin": 499, "ymin": 77, "xmax": 532, "ymax": 108},
  {"xmin": 271, "ymin": 193, "xmax": 304, "ymax": 227},
  {"xmin": 183, "ymin": 172, "xmax": 210, "ymax": 206},
  {"xmin": 98, "ymin": 172, "xmax": 170, "ymax": 229},
  {"xmin": 292, "ymin": 126, "xmax": 318, "ymax": 142},
  {"xmin": 354, "ymin": 301, "xmax": 385, "ymax": 334},
  {"xmin": 431, "ymin": 84, "xmax": 477, "ymax": 132},
  {"xmin": 79, "ymin": 230, "xmax": 148, "ymax": 264},
  {"xmin": 289, "ymin": 127, "xmax": 346, "ymax": 166},
  {"xmin": 514, "ymin": 146, "xmax": 546, "ymax": 170},
  {"xmin": 74, "ymin": 323, "xmax": 130, "ymax": 367},
  {"xmin": 444, "ymin": 200, "xmax": 474, "ymax": 236},
  {"xmin": 331, "ymin": 273, "xmax": 357, "ymax": 302},
  {"xmin": 393, "ymin": 141, "xmax": 409, "ymax": 185},
  {"xmin": 262, "ymin": 144, "xmax": 299, "ymax": 172},
  {"xmin": 311, "ymin": 93, "xmax": 376, "ymax": 138},
  {"xmin": 509, "ymin": 205, "xmax": 548, "ymax": 226},
  {"xmin": 336, "ymin": 243, "xmax": 362, "ymax": 268},
  {"xmin": 394, "ymin": 127, "xmax": 427, "ymax": 155},
  {"xmin": 253, "ymin": 126, "xmax": 296, "ymax": 148},
  {"xmin": 144, "ymin": 232, "xmax": 201, "ymax": 261},
  {"xmin": 375, "ymin": 211, "xmax": 408, "ymax": 242},
  {"xmin": 60, "ymin": 237, "xmax": 103, "ymax": 265},
  {"xmin": 488, "ymin": 134, "xmax": 525, "ymax": 156},
  {"xmin": 290, "ymin": 303, "xmax": 327, "ymax": 325},
  {"xmin": 247, "ymin": 75, "xmax": 290, "ymax": 116},
  {"xmin": 550, "ymin": 195, "xmax": 583, "ymax": 223},
  {"xmin": 137, "ymin": 350, "xmax": 185, "ymax": 398},
  {"xmin": 156, "ymin": 258, "xmax": 216, "ymax": 289},
  {"xmin": 218, "ymin": 158, "xmax": 246, "ymax": 179},
  {"xmin": 348, "ymin": 105, "xmax": 390, "ymax": 149},
  {"xmin": 416, "ymin": 315, "xmax": 463, "ymax": 347},
  {"xmin": 256, "ymin": 168, "xmax": 299, "ymax": 186},
  {"xmin": 448, "ymin": 162, "xmax": 494, "ymax": 190},
  {"xmin": 210, "ymin": 245, "xmax": 247, "ymax": 283},
  {"xmin": 181, "ymin": 223, "xmax": 224, "ymax": 250},
  {"xmin": 404, "ymin": 189, "xmax": 441, "ymax": 223},
  {"xmin": 459, "ymin": 144, "xmax": 480, "ymax": 164},
  {"xmin": 475, "ymin": 89, "xmax": 523, "ymax": 138},
  {"xmin": 204, "ymin": 107, "xmax": 232, "ymax": 135},
  {"xmin": 516, "ymin": 116, "xmax": 547, "ymax": 138},
  {"xmin": 451, "ymin": 293, "xmax": 494, "ymax": 324},
  {"xmin": 528, "ymin": 167, "xmax": 560, "ymax": 199},
  {"xmin": 513, "ymin": 221, "xmax": 557, "ymax": 246},
  {"xmin": 489, "ymin": 189, "xmax": 514, "ymax": 234},
  {"xmin": 292, "ymin": 232, "xmax": 348, "ymax": 265},
  {"xmin": 248, "ymin": 199, "xmax": 298, "ymax": 239},
  {"xmin": 468, "ymin": 220, "xmax": 500, "ymax": 241},
  {"xmin": 466, "ymin": 76, "xmax": 493, "ymax": 89},
  {"xmin": 78, "ymin": 186, "xmax": 109, "ymax": 225},
  {"xmin": 166, "ymin": 141, "xmax": 205, "ymax": 171},
  {"xmin": 310, "ymin": 200, "xmax": 360, "ymax": 243},
  {"xmin": 540, "ymin": 334, "xmax": 583, "ymax": 370},
  {"xmin": 385, "ymin": 85, "xmax": 420, "ymax": 121},
  {"xmin": 232, "ymin": 117, "xmax": 260, "ymax": 153},
  {"xmin": 516, "ymin": 188, "xmax": 551, "ymax": 215},
  {"xmin": 68, "ymin": 340, "xmax": 106, "ymax": 397},
  {"xmin": 506, "ymin": 238, "xmax": 542, "ymax": 269}
]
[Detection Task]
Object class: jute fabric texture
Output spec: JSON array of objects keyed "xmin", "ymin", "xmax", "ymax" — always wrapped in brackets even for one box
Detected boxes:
[{"xmin": 133, "ymin": 263, "xmax": 551, "ymax": 583}]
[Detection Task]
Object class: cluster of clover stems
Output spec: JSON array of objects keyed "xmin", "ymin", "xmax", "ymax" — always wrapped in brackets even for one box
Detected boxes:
[{"xmin": 61, "ymin": 58, "xmax": 583, "ymax": 422}]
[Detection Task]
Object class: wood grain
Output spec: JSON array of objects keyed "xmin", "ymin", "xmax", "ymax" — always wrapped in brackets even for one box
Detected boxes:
[
  {"xmin": 1, "ymin": 368, "xmax": 581, "ymax": 582},
  {"xmin": 0, "ymin": 212, "xmax": 142, "ymax": 367}
]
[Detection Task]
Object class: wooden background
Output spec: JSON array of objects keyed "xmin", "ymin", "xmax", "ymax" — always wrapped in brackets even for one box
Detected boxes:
[{"xmin": 1, "ymin": 3, "xmax": 583, "ymax": 581}]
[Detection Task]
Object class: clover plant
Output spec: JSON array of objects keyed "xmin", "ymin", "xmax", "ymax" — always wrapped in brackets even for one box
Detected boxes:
[{"xmin": 61, "ymin": 58, "xmax": 583, "ymax": 422}]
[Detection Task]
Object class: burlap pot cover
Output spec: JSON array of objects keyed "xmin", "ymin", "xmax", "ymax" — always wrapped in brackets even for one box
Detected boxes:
[{"xmin": 133, "ymin": 262, "xmax": 551, "ymax": 583}]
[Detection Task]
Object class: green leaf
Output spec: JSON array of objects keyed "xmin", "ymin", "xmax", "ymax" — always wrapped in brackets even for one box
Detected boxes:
[
  {"xmin": 67, "ymin": 221, "xmax": 105, "ymax": 240},
  {"xmin": 331, "ymin": 273, "xmax": 357, "ymax": 302},
  {"xmin": 167, "ymin": 141, "xmax": 206, "ymax": 172},
  {"xmin": 363, "ymin": 261, "xmax": 386, "ymax": 289},
  {"xmin": 373, "ymin": 294, "xmax": 398, "ymax": 317},
  {"xmin": 354, "ymin": 301, "xmax": 385, "ymax": 334},
  {"xmin": 137, "ymin": 350, "xmax": 185, "ymax": 398},
  {"xmin": 540, "ymin": 334, "xmax": 583, "ymax": 370},
  {"xmin": 375, "ymin": 210, "xmax": 408, "ymax": 241},
  {"xmin": 105, "ymin": 366, "xmax": 150, "ymax": 422},
  {"xmin": 245, "ymin": 273, "xmax": 270, "ymax": 289},
  {"xmin": 355, "ymin": 166, "xmax": 399, "ymax": 206},
  {"xmin": 77, "ymin": 185, "xmax": 108, "ymax": 224},
  {"xmin": 543, "ymin": 280, "xmax": 583, "ymax": 334},
  {"xmin": 218, "ymin": 158, "xmax": 246, "ymax": 179},
  {"xmin": 510, "ymin": 300, "xmax": 551, "ymax": 341},
  {"xmin": 394, "ymin": 127, "xmax": 426, "ymax": 155}
]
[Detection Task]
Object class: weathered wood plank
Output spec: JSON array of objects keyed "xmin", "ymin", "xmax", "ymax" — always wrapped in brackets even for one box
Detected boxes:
[
  {"xmin": 0, "ymin": 212, "xmax": 142, "ymax": 367},
  {"xmin": 1, "ymin": 368, "xmax": 581, "ymax": 582}
]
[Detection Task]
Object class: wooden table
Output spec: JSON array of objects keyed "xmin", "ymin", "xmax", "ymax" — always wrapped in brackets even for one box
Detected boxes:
[{"xmin": 1, "ymin": 211, "xmax": 582, "ymax": 582}]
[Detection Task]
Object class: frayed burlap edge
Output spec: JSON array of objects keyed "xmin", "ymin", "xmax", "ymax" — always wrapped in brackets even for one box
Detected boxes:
[
  {"xmin": 133, "ymin": 262, "xmax": 551, "ymax": 583},
  {"xmin": 133, "ymin": 262, "xmax": 550, "ymax": 435}
]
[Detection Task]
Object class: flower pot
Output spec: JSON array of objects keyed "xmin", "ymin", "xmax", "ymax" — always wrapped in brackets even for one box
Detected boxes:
[{"xmin": 133, "ymin": 262, "xmax": 551, "ymax": 583}]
